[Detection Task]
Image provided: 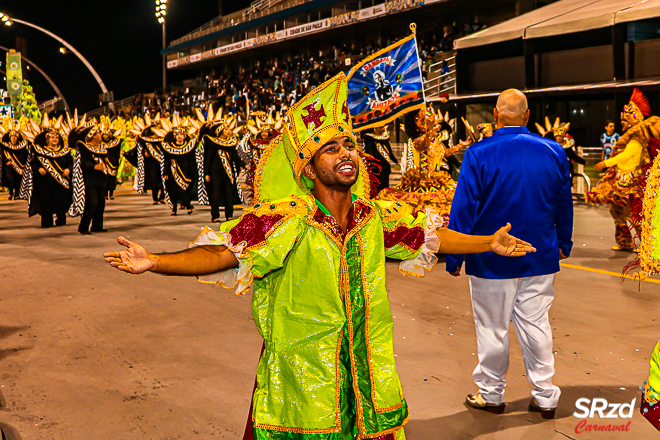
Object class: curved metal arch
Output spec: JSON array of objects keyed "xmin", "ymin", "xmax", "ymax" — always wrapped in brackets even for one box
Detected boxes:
[
  {"xmin": 0, "ymin": 45, "xmax": 70, "ymax": 113},
  {"xmin": 11, "ymin": 18, "xmax": 108, "ymax": 94}
]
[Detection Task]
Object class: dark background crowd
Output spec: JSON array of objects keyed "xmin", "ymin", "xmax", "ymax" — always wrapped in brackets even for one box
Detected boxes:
[{"xmin": 111, "ymin": 19, "xmax": 484, "ymax": 121}]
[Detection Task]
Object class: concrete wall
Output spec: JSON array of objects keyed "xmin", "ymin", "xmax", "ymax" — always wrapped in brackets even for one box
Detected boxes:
[
  {"xmin": 634, "ymin": 37, "xmax": 660, "ymax": 78},
  {"xmin": 539, "ymin": 45, "xmax": 612, "ymax": 87},
  {"xmin": 468, "ymin": 56, "xmax": 525, "ymax": 92}
]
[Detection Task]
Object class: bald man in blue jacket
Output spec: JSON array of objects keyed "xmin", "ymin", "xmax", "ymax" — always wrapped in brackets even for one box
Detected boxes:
[{"xmin": 447, "ymin": 89, "xmax": 573, "ymax": 419}]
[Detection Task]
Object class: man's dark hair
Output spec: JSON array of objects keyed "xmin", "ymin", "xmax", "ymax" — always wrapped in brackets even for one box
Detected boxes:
[{"xmin": 605, "ymin": 119, "xmax": 615, "ymax": 126}]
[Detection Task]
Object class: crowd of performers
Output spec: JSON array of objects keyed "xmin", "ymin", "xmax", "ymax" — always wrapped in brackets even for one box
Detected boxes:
[
  {"xmin": 0, "ymin": 88, "xmax": 658, "ymax": 258},
  {"xmin": 0, "ymin": 99, "xmax": 468, "ymax": 232}
]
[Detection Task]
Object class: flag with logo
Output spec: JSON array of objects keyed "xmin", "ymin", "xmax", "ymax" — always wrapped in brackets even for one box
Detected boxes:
[
  {"xmin": 346, "ymin": 30, "xmax": 425, "ymax": 131},
  {"xmin": 6, "ymin": 51, "xmax": 22, "ymax": 98}
]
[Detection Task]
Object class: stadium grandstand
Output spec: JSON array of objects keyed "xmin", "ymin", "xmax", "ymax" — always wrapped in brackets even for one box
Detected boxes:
[
  {"xmin": 90, "ymin": 0, "xmax": 555, "ymax": 121},
  {"xmin": 92, "ymin": 0, "xmax": 660, "ymax": 154}
]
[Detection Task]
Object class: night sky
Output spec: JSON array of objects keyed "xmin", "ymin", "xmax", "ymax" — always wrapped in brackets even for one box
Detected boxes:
[{"xmin": 0, "ymin": 1, "xmax": 252, "ymax": 112}]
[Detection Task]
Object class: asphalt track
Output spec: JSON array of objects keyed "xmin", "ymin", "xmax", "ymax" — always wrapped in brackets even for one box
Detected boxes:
[{"xmin": 0, "ymin": 185, "xmax": 659, "ymax": 440}]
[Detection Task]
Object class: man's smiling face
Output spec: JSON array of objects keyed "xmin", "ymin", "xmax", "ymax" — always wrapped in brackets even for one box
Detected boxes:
[{"xmin": 304, "ymin": 136, "xmax": 359, "ymax": 190}]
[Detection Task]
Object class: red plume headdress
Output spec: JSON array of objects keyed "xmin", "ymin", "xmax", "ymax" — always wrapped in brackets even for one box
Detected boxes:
[{"xmin": 623, "ymin": 88, "xmax": 650, "ymax": 124}]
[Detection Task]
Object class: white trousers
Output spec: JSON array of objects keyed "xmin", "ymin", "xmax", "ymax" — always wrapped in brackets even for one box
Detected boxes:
[{"xmin": 469, "ymin": 274, "xmax": 560, "ymax": 408}]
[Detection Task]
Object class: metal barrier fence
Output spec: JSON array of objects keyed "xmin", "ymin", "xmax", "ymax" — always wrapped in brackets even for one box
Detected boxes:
[{"xmin": 423, "ymin": 56, "xmax": 456, "ymax": 98}]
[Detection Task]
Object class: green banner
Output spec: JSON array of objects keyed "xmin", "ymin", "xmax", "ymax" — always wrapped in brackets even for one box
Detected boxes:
[{"xmin": 6, "ymin": 51, "xmax": 22, "ymax": 98}]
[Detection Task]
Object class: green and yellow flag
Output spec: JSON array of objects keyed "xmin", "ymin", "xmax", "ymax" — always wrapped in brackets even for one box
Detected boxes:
[{"xmin": 6, "ymin": 50, "xmax": 22, "ymax": 98}]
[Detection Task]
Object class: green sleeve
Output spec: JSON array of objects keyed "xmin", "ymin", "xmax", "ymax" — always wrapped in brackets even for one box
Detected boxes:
[{"xmin": 191, "ymin": 197, "xmax": 309, "ymax": 294}]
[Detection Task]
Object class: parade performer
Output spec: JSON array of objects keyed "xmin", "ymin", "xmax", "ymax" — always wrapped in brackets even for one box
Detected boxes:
[
  {"xmin": 535, "ymin": 117, "xmax": 586, "ymax": 178},
  {"xmin": 476, "ymin": 123, "xmax": 494, "ymax": 139},
  {"xmin": 20, "ymin": 115, "xmax": 72, "ymax": 228},
  {"xmin": 638, "ymin": 139, "xmax": 660, "ymax": 430},
  {"xmin": 459, "ymin": 119, "xmax": 493, "ymax": 147},
  {"xmin": 240, "ymin": 112, "xmax": 283, "ymax": 203},
  {"xmin": 130, "ymin": 114, "xmax": 166, "ymax": 205},
  {"xmin": 115, "ymin": 118, "xmax": 137, "ymax": 185},
  {"xmin": 362, "ymin": 125, "xmax": 398, "ymax": 192},
  {"xmin": 0, "ymin": 119, "xmax": 29, "ymax": 200},
  {"xmin": 193, "ymin": 108, "xmax": 241, "ymax": 222},
  {"xmin": 588, "ymin": 89, "xmax": 660, "ymax": 252},
  {"xmin": 68, "ymin": 115, "xmax": 109, "ymax": 235},
  {"xmin": 152, "ymin": 115, "xmax": 201, "ymax": 216},
  {"xmin": 104, "ymin": 73, "xmax": 535, "ymax": 440},
  {"xmin": 641, "ymin": 341, "xmax": 660, "ymax": 431},
  {"xmin": 378, "ymin": 106, "xmax": 461, "ymax": 219},
  {"xmin": 99, "ymin": 117, "xmax": 123, "ymax": 200}
]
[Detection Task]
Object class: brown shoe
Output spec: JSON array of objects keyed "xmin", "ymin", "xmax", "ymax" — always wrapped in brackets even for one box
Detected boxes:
[
  {"xmin": 529, "ymin": 397, "xmax": 556, "ymax": 419},
  {"xmin": 465, "ymin": 393, "xmax": 505, "ymax": 414},
  {"xmin": 612, "ymin": 245, "xmax": 634, "ymax": 252}
]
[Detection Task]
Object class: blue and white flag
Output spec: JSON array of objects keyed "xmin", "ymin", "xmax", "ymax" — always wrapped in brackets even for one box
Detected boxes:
[{"xmin": 347, "ymin": 32, "xmax": 425, "ymax": 131}]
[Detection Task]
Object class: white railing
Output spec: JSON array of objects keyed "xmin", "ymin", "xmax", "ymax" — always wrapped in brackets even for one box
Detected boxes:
[
  {"xmin": 38, "ymin": 97, "xmax": 61, "ymax": 113},
  {"xmin": 87, "ymin": 95, "xmax": 137, "ymax": 118},
  {"xmin": 243, "ymin": 0, "xmax": 283, "ymax": 17},
  {"xmin": 423, "ymin": 55, "xmax": 456, "ymax": 98},
  {"xmin": 171, "ymin": 0, "xmax": 307, "ymax": 46}
]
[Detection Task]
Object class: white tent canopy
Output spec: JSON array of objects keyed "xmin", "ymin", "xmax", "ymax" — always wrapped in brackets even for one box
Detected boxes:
[{"xmin": 455, "ymin": 0, "xmax": 660, "ymax": 49}]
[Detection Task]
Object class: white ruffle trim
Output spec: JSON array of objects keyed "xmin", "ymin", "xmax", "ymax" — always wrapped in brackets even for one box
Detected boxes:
[
  {"xmin": 188, "ymin": 226, "xmax": 253, "ymax": 296},
  {"xmin": 398, "ymin": 208, "xmax": 447, "ymax": 278}
]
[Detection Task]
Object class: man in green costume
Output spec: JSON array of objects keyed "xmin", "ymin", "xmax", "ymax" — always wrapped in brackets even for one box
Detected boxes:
[{"xmin": 104, "ymin": 73, "xmax": 535, "ymax": 440}]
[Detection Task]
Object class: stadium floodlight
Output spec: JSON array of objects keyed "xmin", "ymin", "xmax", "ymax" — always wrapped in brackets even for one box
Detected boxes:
[
  {"xmin": 155, "ymin": 0, "xmax": 167, "ymax": 88},
  {"xmin": 0, "ymin": 13, "xmax": 12, "ymax": 26},
  {"xmin": 155, "ymin": 0, "xmax": 167, "ymax": 23}
]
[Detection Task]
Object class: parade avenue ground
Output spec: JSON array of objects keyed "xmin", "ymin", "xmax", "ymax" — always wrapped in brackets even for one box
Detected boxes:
[{"xmin": 1, "ymin": 185, "xmax": 659, "ymax": 440}]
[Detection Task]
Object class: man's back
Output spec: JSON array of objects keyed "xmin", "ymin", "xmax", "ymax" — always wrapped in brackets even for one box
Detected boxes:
[{"xmin": 446, "ymin": 126, "xmax": 573, "ymax": 279}]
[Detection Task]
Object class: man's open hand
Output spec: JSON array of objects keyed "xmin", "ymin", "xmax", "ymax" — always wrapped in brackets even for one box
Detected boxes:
[
  {"xmin": 490, "ymin": 223, "xmax": 536, "ymax": 257},
  {"xmin": 103, "ymin": 236, "xmax": 155, "ymax": 274}
]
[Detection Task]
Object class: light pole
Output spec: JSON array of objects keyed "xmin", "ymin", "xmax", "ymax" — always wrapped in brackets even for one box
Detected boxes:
[
  {"xmin": 0, "ymin": 12, "xmax": 109, "ymax": 97},
  {"xmin": 156, "ymin": 0, "xmax": 167, "ymax": 92}
]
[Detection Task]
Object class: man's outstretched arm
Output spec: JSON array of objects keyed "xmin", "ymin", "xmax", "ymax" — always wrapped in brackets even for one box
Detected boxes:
[
  {"xmin": 437, "ymin": 223, "xmax": 536, "ymax": 257},
  {"xmin": 103, "ymin": 236, "xmax": 239, "ymax": 276}
]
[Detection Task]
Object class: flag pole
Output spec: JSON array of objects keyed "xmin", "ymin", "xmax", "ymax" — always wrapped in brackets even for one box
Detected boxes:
[{"xmin": 410, "ymin": 23, "xmax": 427, "ymax": 103}]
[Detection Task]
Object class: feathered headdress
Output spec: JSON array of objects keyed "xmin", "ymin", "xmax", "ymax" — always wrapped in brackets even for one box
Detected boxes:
[
  {"xmin": 623, "ymin": 88, "xmax": 651, "ymax": 125},
  {"xmin": 535, "ymin": 116, "xmax": 569, "ymax": 138},
  {"xmin": 193, "ymin": 105, "xmax": 241, "ymax": 142},
  {"xmin": 416, "ymin": 106, "xmax": 455, "ymax": 134},
  {"xmin": 0, "ymin": 118, "xmax": 29, "ymax": 149},
  {"xmin": 152, "ymin": 114, "xmax": 196, "ymax": 139},
  {"xmin": 23, "ymin": 113, "xmax": 65, "ymax": 143},
  {"xmin": 129, "ymin": 113, "xmax": 162, "ymax": 142},
  {"xmin": 246, "ymin": 112, "xmax": 284, "ymax": 136},
  {"xmin": 0, "ymin": 118, "xmax": 22, "ymax": 137},
  {"xmin": 21, "ymin": 113, "xmax": 67, "ymax": 150},
  {"xmin": 191, "ymin": 104, "xmax": 224, "ymax": 130}
]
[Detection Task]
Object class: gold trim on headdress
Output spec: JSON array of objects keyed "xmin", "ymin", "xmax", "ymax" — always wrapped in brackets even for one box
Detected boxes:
[
  {"xmin": 152, "ymin": 114, "xmax": 196, "ymax": 139},
  {"xmin": 129, "ymin": 114, "xmax": 163, "ymax": 142},
  {"xmin": 282, "ymin": 72, "xmax": 355, "ymax": 186},
  {"xmin": 535, "ymin": 117, "xmax": 569, "ymax": 138}
]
